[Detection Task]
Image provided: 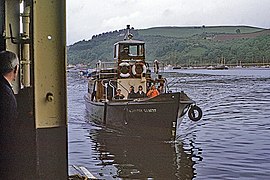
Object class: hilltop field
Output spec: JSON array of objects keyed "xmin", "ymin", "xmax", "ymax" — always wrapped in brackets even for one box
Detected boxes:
[{"xmin": 68, "ymin": 25, "xmax": 270, "ymax": 67}]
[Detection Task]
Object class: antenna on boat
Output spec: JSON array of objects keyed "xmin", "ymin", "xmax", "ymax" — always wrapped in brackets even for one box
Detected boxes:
[{"xmin": 124, "ymin": 25, "xmax": 133, "ymax": 40}]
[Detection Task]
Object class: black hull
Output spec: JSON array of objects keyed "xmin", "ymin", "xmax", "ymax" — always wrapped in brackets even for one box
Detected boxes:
[{"xmin": 85, "ymin": 92, "xmax": 193, "ymax": 140}]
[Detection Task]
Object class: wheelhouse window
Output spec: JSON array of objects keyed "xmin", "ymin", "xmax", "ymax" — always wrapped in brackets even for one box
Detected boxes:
[
  {"xmin": 137, "ymin": 44, "xmax": 144, "ymax": 56},
  {"xmin": 119, "ymin": 44, "xmax": 144, "ymax": 57}
]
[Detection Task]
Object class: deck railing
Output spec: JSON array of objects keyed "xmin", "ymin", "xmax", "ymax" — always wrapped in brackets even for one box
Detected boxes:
[{"xmin": 95, "ymin": 61, "xmax": 118, "ymax": 79}]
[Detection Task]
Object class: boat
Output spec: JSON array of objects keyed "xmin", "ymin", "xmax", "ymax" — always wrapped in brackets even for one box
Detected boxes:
[
  {"xmin": 164, "ymin": 64, "xmax": 173, "ymax": 71},
  {"xmin": 207, "ymin": 57, "xmax": 229, "ymax": 70},
  {"xmin": 207, "ymin": 64, "xmax": 229, "ymax": 70},
  {"xmin": 84, "ymin": 25, "xmax": 202, "ymax": 140},
  {"xmin": 172, "ymin": 66, "xmax": 182, "ymax": 69}
]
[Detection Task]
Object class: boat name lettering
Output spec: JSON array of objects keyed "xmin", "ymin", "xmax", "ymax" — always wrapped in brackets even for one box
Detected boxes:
[{"xmin": 128, "ymin": 108, "xmax": 157, "ymax": 113}]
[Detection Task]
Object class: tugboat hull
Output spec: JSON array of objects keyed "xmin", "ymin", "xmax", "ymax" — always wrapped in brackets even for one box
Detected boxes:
[{"xmin": 85, "ymin": 92, "xmax": 192, "ymax": 140}]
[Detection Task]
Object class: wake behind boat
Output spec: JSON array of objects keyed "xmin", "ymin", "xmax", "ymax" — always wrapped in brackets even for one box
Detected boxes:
[{"xmin": 84, "ymin": 25, "xmax": 202, "ymax": 140}]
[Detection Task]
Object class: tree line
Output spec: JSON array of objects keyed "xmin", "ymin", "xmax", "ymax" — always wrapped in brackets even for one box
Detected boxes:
[{"xmin": 67, "ymin": 27, "xmax": 270, "ymax": 67}]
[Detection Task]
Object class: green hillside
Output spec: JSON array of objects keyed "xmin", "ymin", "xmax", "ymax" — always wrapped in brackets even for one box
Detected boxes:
[{"xmin": 67, "ymin": 26, "xmax": 270, "ymax": 67}]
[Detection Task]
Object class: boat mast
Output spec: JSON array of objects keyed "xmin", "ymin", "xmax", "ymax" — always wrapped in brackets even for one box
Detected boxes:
[{"xmin": 124, "ymin": 24, "xmax": 133, "ymax": 40}]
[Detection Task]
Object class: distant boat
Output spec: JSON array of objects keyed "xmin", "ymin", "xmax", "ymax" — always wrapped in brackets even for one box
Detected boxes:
[
  {"xmin": 214, "ymin": 64, "xmax": 229, "ymax": 70},
  {"xmin": 208, "ymin": 57, "xmax": 229, "ymax": 70},
  {"xmin": 235, "ymin": 65, "xmax": 243, "ymax": 69},
  {"xmin": 207, "ymin": 64, "xmax": 228, "ymax": 70},
  {"xmin": 260, "ymin": 65, "xmax": 270, "ymax": 68},
  {"xmin": 235, "ymin": 61, "xmax": 243, "ymax": 69},
  {"xmin": 172, "ymin": 66, "xmax": 182, "ymax": 70},
  {"xmin": 84, "ymin": 25, "xmax": 202, "ymax": 140},
  {"xmin": 164, "ymin": 64, "xmax": 173, "ymax": 70}
]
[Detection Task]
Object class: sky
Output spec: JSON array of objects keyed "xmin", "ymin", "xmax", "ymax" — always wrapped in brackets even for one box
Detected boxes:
[{"xmin": 67, "ymin": 0, "xmax": 270, "ymax": 45}]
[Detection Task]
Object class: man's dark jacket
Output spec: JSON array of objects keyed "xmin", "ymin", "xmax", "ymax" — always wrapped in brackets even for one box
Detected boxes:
[
  {"xmin": 0, "ymin": 75, "xmax": 17, "ymax": 136},
  {"xmin": 0, "ymin": 74, "xmax": 18, "ymax": 176}
]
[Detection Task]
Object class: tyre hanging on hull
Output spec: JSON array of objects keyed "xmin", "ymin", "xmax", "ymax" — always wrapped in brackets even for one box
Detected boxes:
[{"xmin": 188, "ymin": 105, "xmax": 202, "ymax": 121}]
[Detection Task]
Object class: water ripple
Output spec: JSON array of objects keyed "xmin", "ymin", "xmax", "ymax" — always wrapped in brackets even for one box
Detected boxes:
[{"xmin": 68, "ymin": 69, "xmax": 270, "ymax": 179}]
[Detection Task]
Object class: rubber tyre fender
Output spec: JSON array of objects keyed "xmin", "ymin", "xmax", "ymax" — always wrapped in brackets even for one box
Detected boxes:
[{"xmin": 188, "ymin": 105, "xmax": 202, "ymax": 122}]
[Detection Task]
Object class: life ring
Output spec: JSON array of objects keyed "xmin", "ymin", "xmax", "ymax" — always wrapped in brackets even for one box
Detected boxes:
[
  {"xmin": 119, "ymin": 62, "xmax": 131, "ymax": 78},
  {"xmin": 154, "ymin": 59, "xmax": 159, "ymax": 74},
  {"xmin": 188, "ymin": 105, "xmax": 202, "ymax": 122},
  {"xmin": 132, "ymin": 62, "xmax": 147, "ymax": 77}
]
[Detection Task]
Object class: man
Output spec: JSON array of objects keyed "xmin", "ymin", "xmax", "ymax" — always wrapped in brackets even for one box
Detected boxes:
[
  {"xmin": 127, "ymin": 86, "xmax": 136, "ymax": 99},
  {"xmin": 0, "ymin": 50, "xmax": 20, "ymax": 178},
  {"xmin": 147, "ymin": 85, "xmax": 159, "ymax": 98},
  {"xmin": 114, "ymin": 88, "xmax": 125, "ymax": 99},
  {"xmin": 158, "ymin": 85, "xmax": 164, "ymax": 94},
  {"xmin": 136, "ymin": 85, "xmax": 146, "ymax": 98},
  {"xmin": 120, "ymin": 47, "xmax": 129, "ymax": 58},
  {"xmin": 0, "ymin": 50, "xmax": 19, "ymax": 134}
]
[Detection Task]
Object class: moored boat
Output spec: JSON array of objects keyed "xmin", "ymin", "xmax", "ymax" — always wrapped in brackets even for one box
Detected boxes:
[
  {"xmin": 84, "ymin": 25, "xmax": 202, "ymax": 140},
  {"xmin": 207, "ymin": 64, "xmax": 229, "ymax": 70}
]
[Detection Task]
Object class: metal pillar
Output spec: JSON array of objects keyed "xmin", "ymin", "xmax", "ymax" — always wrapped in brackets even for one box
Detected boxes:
[
  {"xmin": 22, "ymin": 5, "xmax": 31, "ymax": 87},
  {"xmin": 32, "ymin": 0, "xmax": 68, "ymax": 179}
]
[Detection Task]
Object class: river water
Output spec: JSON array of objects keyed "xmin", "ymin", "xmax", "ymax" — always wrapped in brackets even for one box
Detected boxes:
[{"xmin": 67, "ymin": 68, "xmax": 270, "ymax": 180}]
